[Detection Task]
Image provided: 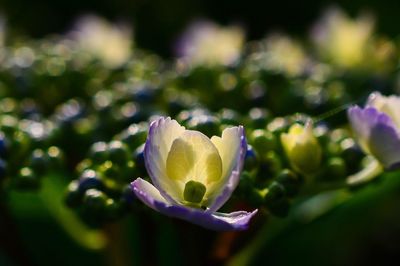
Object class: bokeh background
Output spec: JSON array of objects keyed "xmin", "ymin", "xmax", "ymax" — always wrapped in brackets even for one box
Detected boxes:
[
  {"xmin": 1, "ymin": 0, "xmax": 400, "ymax": 56},
  {"xmin": 1, "ymin": 1, "xmax": 400, "ymax": 266}
]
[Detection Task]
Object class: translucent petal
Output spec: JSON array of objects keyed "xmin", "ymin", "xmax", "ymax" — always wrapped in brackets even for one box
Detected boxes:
[
  {"xmin": 206, "ymin": 126, "xmax": 246, "ymax": 211},
  {"xmin": 368, "ymin": 122, "xmax": 400, "ymax": 169},
  {"xmin": 144, "ymin": 117, "xmax": 186, "ymax": 203},
  {"xmin": 368, "ymin": 92, "xmax": 400, "ymax": 130},
  {"xmin": 166, "ymin": 130, "xmax": 222, "ymax": 185},
  {"xmin": 131, "ymin": 178, "xmax": 169, "ymax": 211}
]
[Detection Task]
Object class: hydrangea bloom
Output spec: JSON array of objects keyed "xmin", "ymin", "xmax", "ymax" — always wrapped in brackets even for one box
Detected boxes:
[
  {"xmin": 131, "ymin": 117, "xmax": 257, "ymax": 230},
  {"xmin": 348, "ymin": 92, "xmax": 400, "ymax": 170}
]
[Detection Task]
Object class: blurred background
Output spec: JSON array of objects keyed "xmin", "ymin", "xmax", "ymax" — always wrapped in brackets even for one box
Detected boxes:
[
  {"xmin": 1, "ymin": 0, "xmax": 400, "ymax": 57},
  {"xmin": 1, "ymin": 1, "xmax": 400, "ymax": 266}
]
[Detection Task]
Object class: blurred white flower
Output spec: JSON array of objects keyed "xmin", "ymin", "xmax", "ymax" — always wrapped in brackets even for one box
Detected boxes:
[
  {"xmin": 71, "ymin": 15, "xmax": 133, "ymax": 68},
  {"xmin": 250, "ymin": 33, "xmax": 308, "ymax": 77},
  {"xmin": 176, "ymin": 21, "xmax": 244, "ymax": 67},
  {"xmin": 311, "ymin": 8, "xmax": 374, "ymax": 68}
]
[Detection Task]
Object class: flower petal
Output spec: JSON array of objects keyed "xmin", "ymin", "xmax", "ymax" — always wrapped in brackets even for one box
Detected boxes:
[
  {"xmin": 131, "ymin": 178, "xmax": 170, "ymax": 211},
  {"xmin": 206, "ymin": 126, "xmax": 247, "ymax": 212},
  {"xmin": 144, "ymin": 117, "xmax": 186, "ymax": 204},
  {"xmin": 367, "ymin": 92, "xmax": 400, "ymax": 129},
  {"xmin": 154, "ymin": 204, "xmax": 257, "ymax": 231},
  {"xmin": 348, "ymin": 106, "xmax": 400, "ymax": 169},
  {"xmin": 348, "ymin": 106, "xmax": 392, "ymax": 153},
  {"xmin": 166, "ymin": 130, "xmax": 222, "ymax": 184},
  {"xmin": 131, "ymin": 178, "xmax": 257, "ymax": 231},
  {"xmin": 368, "ymin": 122, "xmax": 400, "ymax": 170}
]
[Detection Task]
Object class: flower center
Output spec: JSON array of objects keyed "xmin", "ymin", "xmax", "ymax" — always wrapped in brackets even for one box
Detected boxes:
[
  {"xmin": 165, "ymin": 130, "xmax": 222, "ymax": 204},
  {"xmin": 183, "ymin": 180, "xmax": 206, "ymax": 204}
]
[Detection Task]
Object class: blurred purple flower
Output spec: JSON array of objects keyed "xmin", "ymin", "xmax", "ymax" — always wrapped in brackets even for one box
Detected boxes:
[{"xmin": 131, "ymin": 117, "xmax": 257, "ymax": 230}]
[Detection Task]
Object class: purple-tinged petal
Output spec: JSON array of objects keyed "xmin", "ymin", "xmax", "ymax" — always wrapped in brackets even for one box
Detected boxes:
[
  {"xmin": 144, "ymin": 117, "xmax": 186, "ymax": 204},
  {"xmin": 368, "ymin": 122, "xmax": 400, "ymax": 169},
  {"xmin": 131, "ymin": 178, "xmax": 170, "ymax": 211},
  {"xmin": 207, "ymin": 126, "xmax": 247, "ymax": 212},
  {"xmin": 131, "ymin": 178, "xmax": 257, "ymax": 231},
  {"xmin": 347, "ymin": 106, "xmax": 395, "ymax": 154},
  {"xmin": 348, "ymin": 106, "xmax": 400, "ymax": 169},
  {"xmin": 154, "ymin": 202, "xmax": 257, "ymax": 231},
  {"xmin": 367, "ymin": 92, "xmax": 400, "ymax": 129},
  {"xmin": 366, "ymin": 91, "xmax": 383, "ymax": 107}
]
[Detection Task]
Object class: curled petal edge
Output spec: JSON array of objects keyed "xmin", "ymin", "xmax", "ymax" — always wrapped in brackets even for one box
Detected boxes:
[
  {"xmin": 207, "ymin": 126, "xmax": 247, "ymax": 213},
  {"xmin": 144, "ymin": 116, "xmax": 184, "ymax": 205},
  {"xmin": 131, "ymin": 178, "xmax": 257, "ymax": 231}
]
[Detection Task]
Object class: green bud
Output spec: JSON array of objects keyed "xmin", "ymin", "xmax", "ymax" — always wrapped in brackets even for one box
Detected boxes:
[
  {"xmin": 248, "ymin": 188, "xmax": 268, "ymax": 207},
  {"xmin": 89, "ymin": 142, "xmax": 109, "ymax": 164},
  {"xmin": 280, "ymin": 122, "xmax": 322, "ymax": 175},
  {"xmin": 99, "ymin": 161, "xmax": 123, "ymax": 188},
  {"xmin": 327, "ymin": 142, "xmax": 341, "ymax": 156},
  {"xmin": 119, "ymin": 123, "xmax": 148, "ymax": 150},
  {"xmin": 258, "ymin": 151, "xmax": 282, "ymax": 179},
  {"xmin": 187, "ymin": 115, "xmax": 221, "ymax": 138},
  {"xmin": 83, "ymin": 189, "xmax": 107, "ymax": 214},
  {"xmin": 276, "ymin": 169, "xmax": 300, "ymax": 196},
  {"xmin": 264, "ymin": 180, "xmax": 290, "ymax": 216},
  {"xmin": 326, "ymin": 157, "xmax": 347, "ymax": 179},
  {"xmin": 183, "ymin": 180, "xmax": 206, "ymax": 204},
  {"xmin": 237, "ymin": 171, "xmax": 255, "ymax": 196},
  {"xmin": 250, "ymin": 129, "xmax": 277, "ymax": 154},
  {"xmin": 108, "ymin": 140, "xmax": 129, "ymax": 165},
  {"xmin": 264, "ymin": 181, "xmax": 286, "ymax": 205},
  {"xmin": 249, "ymin": 108, "xmax": 270, "ymax": 129}
]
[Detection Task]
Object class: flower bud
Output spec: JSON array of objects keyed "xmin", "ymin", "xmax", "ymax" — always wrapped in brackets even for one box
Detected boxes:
[{"xmin": 280, "ymin": 122, "xmax": 322, "ymax": 175}]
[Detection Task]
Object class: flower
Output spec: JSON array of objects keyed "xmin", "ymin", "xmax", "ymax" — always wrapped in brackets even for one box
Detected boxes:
[
  {"xmin": 131, "ymin": 117, "xmax": 257, "ymax": 230},
  {"xmin": 311, "ymin": 8, "xmax": 374, "ymax": 68},
  {"xmin": 348, "ymin": 92, "xmax": 400, "ymax": 170},
  {"xmin": 280, "ymin": 122, "xmax": 322, "ymax": 175},
  {"xmin": 250, "ymin": 33, "xmax": 308, "ymax": 77},
  {"xmin": 175, "ymin": 21, "xmax": 244, "ymax": 67},
  {"xmin": 71, "ymin": 15, "xmax": 133, "ymax": 68}
]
